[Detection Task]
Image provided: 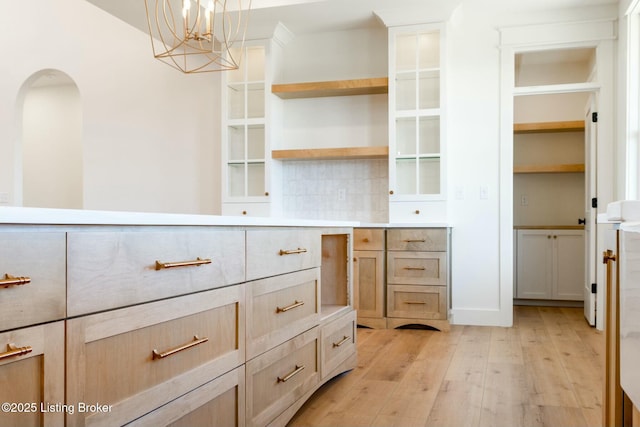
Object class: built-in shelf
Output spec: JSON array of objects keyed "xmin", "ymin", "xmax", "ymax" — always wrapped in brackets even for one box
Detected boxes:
[
  {"xmin": 272, "ymin": 78, "xmax": 388, "ymax": 99},
  {"xmin": 272, "ymin": 146, "xmax": 389, "ymax": 160},
  {"xmin": 513, "ymin": 163, "xmax": 585, "ymax": 174},
  {"xmin": 514, "ymin": 120, "xmax": 585, "ymax": 134}
]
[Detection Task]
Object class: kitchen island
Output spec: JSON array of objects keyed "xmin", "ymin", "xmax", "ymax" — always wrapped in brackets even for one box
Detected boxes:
[{"xmin": 0, "ymin": 207, "xmax": 357, "ymax": 427}]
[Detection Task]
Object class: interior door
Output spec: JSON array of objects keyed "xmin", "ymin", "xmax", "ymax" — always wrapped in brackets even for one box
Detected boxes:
[{"xmin": 583, "ymin": 100, "xmax": 597, "ymax": 325}]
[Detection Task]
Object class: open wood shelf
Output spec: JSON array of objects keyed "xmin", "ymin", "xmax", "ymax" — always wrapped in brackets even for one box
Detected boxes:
[
  {"xmin": 513, "ymin": 163, "xmax": 585, "ymax": 174},
  {"xmin": 514, "ymin": 120, "xmax": 585, "ymax": 134},
  {"xmin": 272, "ymin": 146, "xmax": 389, "ymax": 160},
  {"xmin": 272, "ymin": 78, "xmax": 388, "ymax": 99}
]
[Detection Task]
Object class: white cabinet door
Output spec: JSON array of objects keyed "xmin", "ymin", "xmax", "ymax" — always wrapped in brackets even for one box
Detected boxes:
[
  {"xmin": 554, "ymin": 230, "xmax": 585, "ymax": 300},
  {"xmin": 516, "ymin": 230, "xmax": 553, "ymax": 299}
]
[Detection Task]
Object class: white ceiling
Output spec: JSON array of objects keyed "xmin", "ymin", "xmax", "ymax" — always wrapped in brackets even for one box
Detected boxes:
[{"xmin": 87, "ymin": 0, "xmax": 618, "ymax": 40}]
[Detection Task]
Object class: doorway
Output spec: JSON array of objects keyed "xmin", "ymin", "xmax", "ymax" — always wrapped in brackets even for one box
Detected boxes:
[
  {"xmin": 511, "ymin": 47, "xmax": 598, "ymax": 324},
  {"xmin": 18, "ymin": 69, "xmax": 82, "ymax": 209}
]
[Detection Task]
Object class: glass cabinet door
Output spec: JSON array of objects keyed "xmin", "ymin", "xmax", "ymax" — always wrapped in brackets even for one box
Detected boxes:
[
  {"xmin": 224, "ymin": 45, "xmax": 267, "ymax": 200},
  {"xmin": 390, "ymin": 27, "xmax": 443, "ymax": 199}
]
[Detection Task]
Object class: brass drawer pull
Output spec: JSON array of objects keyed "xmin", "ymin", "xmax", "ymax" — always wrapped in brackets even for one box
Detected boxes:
[
  {"xmin": 405, "ymin": 301, "xmax": 427, "ymax": 305},
  {"xmin": 155, "ymin": 257, "xmax": 211, "ymax": 270},
  {"xmin": 279, "ymin": 248, "xmax": 307, "ymax": 256},
  {"xmin": 0, "ymin": 343, "xmax": 33, "ymax": 361},
  {"xmin": 277, "ymin": 365, "xmax": 305, "ymax": 383},
  {"xmin": 333, "ymin": 336, "xmax": 350, "ymax": 348},
  {"xmin": 403, "ymin": 267, "xmax": 426, "ymax": 271},
  {"xmin": 1, "ymin": 274, "xmax": 31, "ymax": 288},
  {"xmin": 276, "ymin": 300, "xmax": 304, "ymax": 313},
  {"xmin": 403, "ymin": 239, "xmax": 426, "ymax": 243},
  {"xmin": 152, "ymin": 335, "xmax": 208, "ymax": 360}
]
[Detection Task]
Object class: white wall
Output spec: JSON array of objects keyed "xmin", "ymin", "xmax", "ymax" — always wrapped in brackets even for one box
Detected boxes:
[{"xmin": 0, "ymin": 0, "xmax": 220, "ymax": 214}]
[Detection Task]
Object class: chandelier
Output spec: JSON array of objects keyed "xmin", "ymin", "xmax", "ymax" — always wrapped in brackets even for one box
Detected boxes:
[{"xmin": 144, "ymin": 0, "xmax": 251, "ymax": 74}]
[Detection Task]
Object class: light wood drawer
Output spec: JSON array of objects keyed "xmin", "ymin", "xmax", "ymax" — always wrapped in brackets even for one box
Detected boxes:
[
  {"xmin": 126, "ymin": 366, "xmax": 245, "ymax": 427},
  {"xmin": 354, "ymin": 228, "xmax": 385, "ymax": 251},
  {"xmin": 0, "ymin": 321, "xmax": 65, "ymax": 427},
  {"xmin": 387, "ymin": 285, "xmax": 447, "ymax": 320},
  {"xmin": 66, "ymin": 285, "xmax": 245, "ymax": 427},
  {"xmin": 246, "ymin": 268, "xmax": 320, "ymax": 359},
  {"xmin": 67, "ymin": 228, "xmax": 245, "ymax": 316},
  {"xmin": 0, "ymin": 232, "xmax": 66, "ymax": 331},
  {"xmin": 246, "ymin": 228, "xmax": 321, "ymax": 281},
  {"xmin": 387, "ymin": 251, "xmax": 447, "ymax": 286},
  {"xmin": 386, "ymin": 228, "xmax": 447, "ymax": 252},
  {"xmin": 246, "ymin": 327, "xmax": 320, "ymax": 427},
  {"xmin": 321, "ymin": 310, "xmax": 356, "ymax": 380}
]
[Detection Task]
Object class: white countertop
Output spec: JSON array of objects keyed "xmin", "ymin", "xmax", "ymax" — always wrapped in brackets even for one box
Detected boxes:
[
  {"xmin": 358, "ymin": 222, "xmax": 450, "ymax": 228},
  {"xmin": 0, "ymin": 207, "xmax": 359, "ymax": 227}
]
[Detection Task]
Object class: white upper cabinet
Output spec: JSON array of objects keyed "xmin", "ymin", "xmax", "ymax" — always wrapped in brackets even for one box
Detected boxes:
[{"xmin": 388, "ymin": 24, "xmax": 446, "ymax": 222}]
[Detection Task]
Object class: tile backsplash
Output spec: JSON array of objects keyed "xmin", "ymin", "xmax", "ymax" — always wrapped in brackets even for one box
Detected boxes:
[{"xmin": 282, "ymin": 159, "xmax": 389, "ymax": 223}]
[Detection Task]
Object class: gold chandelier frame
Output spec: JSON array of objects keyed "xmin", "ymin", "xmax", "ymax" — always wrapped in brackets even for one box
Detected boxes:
[{"xmin": 144, "ymin": 0, "xmax": 251, "ymax": 74}]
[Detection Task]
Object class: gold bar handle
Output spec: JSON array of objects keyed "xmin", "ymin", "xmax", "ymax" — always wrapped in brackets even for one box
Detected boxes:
[
  {"xmin": 276, "ymin": 300, "xmax": 304, "ymax": 313},
  {"xmin": 279, "ymin": 248, "xmax": 307, "ymax": 256},
  {"xmin": 403, "ymin": 267, "xmax": 426, "ymax": 271},
  {"xmin": 152, "ymin": 335, "xmax": 208, "ymax": 360},
  {"xmin": 333, "ymin": 336, "xmax": 350, "ymax": 348},
  {"xmin": 277, "ymin": 365, "xmax": 305, "ymax": 383},
  {"xmin": 404, "ymin": 239, "xmax": 426, "ymax": 243},
  {"xmin": 405, "ymin": 301, "xmax": 427, "ymax": 305},
  {"xmin": 1, "ymin": 274, "xmax": 31, "ymax": 288},
  {"xmin": 0, "ymin": 343, "xmax": 33, "ymax": 361},
  {"xmin": 155, "ymin": 257, "xmax": 211, "ymax": 270}
]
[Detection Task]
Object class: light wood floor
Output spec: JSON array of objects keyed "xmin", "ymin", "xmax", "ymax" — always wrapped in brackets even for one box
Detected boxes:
[{"xmin": 288, "ymin": 306, "xmax": 604, "ymax": 427}]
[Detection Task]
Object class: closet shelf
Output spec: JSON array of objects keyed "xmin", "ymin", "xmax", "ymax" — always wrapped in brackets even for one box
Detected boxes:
[
  {"xmin": 272, "ymin": 78, "xmax": 388, "ymax": 99},
  {"xmin": 514, "ymin": 163, "xmax": 585, "ymax": 174},
  {"xmin": 272, "ymin": 146, "xmax": 389, "ymax": 160},
  {"xmin": 514, "ymin": 120, "xmax": 585, "ymax": 134}
]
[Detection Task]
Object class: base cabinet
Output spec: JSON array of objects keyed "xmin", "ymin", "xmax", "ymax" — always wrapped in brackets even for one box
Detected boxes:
[
  {"xmin": 516, "ymin": 229, "xmax": 584, "ymax": 300},
  {"xmin": 354, "ymin": 227, "xmax": 450, "ymax": 330}
]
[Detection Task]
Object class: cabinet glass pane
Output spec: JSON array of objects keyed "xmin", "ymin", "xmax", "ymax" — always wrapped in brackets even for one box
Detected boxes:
[
  {"xmin": 228, "ymin": 126, "xmax": 245, "ymax": 160},
  {"xmin": 228, "ymin": 84, "xmax": 245, "ymax": 120},
  {"xmin": 228, "ymin": 164, "xmax": 246, "ymax": 197},
  {"xmin": 396, "ymin": 34, "xmax": 417, "ymax": 71},
  {"xmin": 418, "ymin": 158, "xmax": 440, "ymax": 194},
  {"xmin": 396, "ymin": 159, "xmax": 417, "ymax": 194},
  {"xmin": 396, "ymin": 118, "xmax": 416, "ymax": 155},
  {"xmin": 247, "ymin": 163, "xmax": 265, "ymax": 196},
  {"xmin": 419, "ymin": 117, "xmax": 440, "ymax": 154},
  {"xmin": 246, "ymin": 46, "xmax": 265, "ymax": 81},
  {"xmin": 247, "ymin": 125, "xmax": 265, "ymax": 160},
  {"xmin": 396, "ymin": 74, "xmax": 416, "ymax": 110},
  {"xmin": 247, "ymin": 83, "xmax": 265, "ymax": 118},
  {"xmin": 419, "ymin": 71, "xmax": 440, "ymax": 109},
  {"xmin": 227, "ymin": 47, "xmax": 244, "ymax": 83},
  {"xmin": 418, "ymin": 32, "xmax": 440, "ymax": 69}
]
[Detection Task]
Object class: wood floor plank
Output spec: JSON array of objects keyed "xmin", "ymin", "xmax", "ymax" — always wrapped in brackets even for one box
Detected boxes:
[{"xmin": 288, "ymin": 307, "xmax": 604, "ymax": 427}]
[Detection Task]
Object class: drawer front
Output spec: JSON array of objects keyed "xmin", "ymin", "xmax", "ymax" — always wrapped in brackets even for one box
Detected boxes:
[
  {"xmin": 386, "ymin": 228, "xmax": 447, "ymax": 252},
  {"xmin": 247, "ymin": 268, "xmax": 320, "ymax": 359},
  {"xmin": 0, "ymin": 232, "xmax": 66, "ymax": 331},
  {"xmin": 387, "ymin": 285, "xmax": 447, "ymax": 320},
  {"xmin": 126, "ymin": 366, "xmax": 245, "ymax": 427},
  {"xmin": 246, "ymin": 228, "xmax": 321, "ymax": 281},
  {"xmin": 246, "ymin": 327, "xmax": 320, "ymax": 427},
  {"xmin": 353, "ymin": 228, "xmax": 385, "ymax": 251},
  {"xmin": 387, "ymin": 251, "xmax": 446, "ymax": 286},
  {"xmin": 67, "ymin": 228, "xmax": 245, "ymax": 316},
  {"xmin": 0, "ymin": 322, "xmax": 65, "ymax": 427},
  {"xmin": 321, "ymin": 310, "xmax": 356, "ymax": 379},
  {"xmin": 66, "ymin": 285, "xmax": 244, "ymax": 427}
]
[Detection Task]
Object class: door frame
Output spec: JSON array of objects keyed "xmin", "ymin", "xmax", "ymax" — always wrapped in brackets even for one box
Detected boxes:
[{"xmin": 498, "ymin": 20, "xmax": 616, "ymax": 328}]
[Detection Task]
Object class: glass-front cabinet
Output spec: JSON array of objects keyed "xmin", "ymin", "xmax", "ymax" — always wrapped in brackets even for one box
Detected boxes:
[
  {"xmin": 222, "ymin": 41, "xmax": 273, "ymax": 216},
  {"xmin": 388, "ymin": 24, "xmax": 446, "ymax": 222}
]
